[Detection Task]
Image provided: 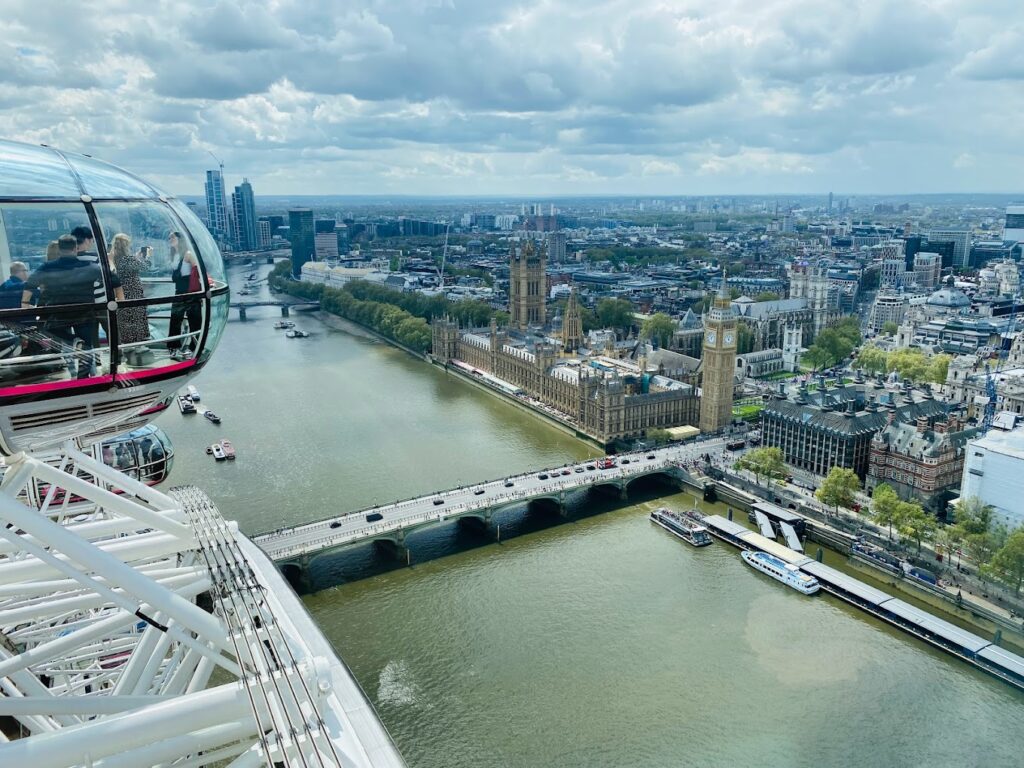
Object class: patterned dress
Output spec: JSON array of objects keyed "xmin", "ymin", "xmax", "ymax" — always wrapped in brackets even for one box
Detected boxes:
[{"xmin": 114, "ymin": 250, "xmax": 150, "ymax": 345}]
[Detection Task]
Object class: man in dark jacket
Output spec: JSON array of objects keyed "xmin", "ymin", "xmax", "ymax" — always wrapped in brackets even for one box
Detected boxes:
[
  {"xmin": 22, "ymin": 235, "xmax": 121, "ymax": 378},
  {"xmin": 0, "ymin": 262, "xmax": 28, "ymax": 309}
]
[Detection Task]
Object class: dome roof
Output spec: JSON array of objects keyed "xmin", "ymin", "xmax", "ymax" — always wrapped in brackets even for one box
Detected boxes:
[
  {"xmin": 927, "ymin": 287, "xmax": 970, "ymax": 307},
  {"xmin": 0, "ymin": 140, "xmax": 165, "ymax": 200}
]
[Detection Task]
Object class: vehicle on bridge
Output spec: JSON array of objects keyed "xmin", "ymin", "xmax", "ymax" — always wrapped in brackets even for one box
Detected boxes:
[
  {"xmin": 366, "ymin": 512, "xmax": 384, "ymax": 522},
  {"xmin": 597, "ymin": 458, "xmax": 616, "ymax": 469}
]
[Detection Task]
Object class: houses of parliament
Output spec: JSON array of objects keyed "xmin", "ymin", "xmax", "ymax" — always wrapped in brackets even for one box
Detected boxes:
[{"xmin": 431, "ymin": 239, "xmax": 736, "ymax": 445}]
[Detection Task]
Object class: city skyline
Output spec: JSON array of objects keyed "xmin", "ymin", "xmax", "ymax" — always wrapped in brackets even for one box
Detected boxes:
[{"xmin": 0, "ymin": 1, "xmax": 1022, "ymax": 196}]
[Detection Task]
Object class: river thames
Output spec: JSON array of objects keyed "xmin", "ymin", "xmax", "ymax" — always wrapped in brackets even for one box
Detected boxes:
[{"xmin": 160, "ymin": 262, "xmax": 1024, "ymax": 768}]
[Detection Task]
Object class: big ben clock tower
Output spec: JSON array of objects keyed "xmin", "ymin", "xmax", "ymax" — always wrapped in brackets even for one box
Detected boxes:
[{"xmin": 699, "ymin": 283, "xmax": 738, "ymax": 433}]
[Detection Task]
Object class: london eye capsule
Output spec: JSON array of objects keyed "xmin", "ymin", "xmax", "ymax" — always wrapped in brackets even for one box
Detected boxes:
[{"xmin": 0, "ymin": 140, "xmax": 229, "ymax": 453}]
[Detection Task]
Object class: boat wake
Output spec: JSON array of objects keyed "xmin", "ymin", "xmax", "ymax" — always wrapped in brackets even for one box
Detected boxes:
[{"xmin": 377, "ymin": 659, "xmax": 419, "ymax": 707}]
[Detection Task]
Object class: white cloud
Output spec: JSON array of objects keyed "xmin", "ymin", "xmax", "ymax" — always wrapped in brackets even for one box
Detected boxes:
[{"xmin": 0, "ymin": 0, "xmax": 1018, "ymax": 194}]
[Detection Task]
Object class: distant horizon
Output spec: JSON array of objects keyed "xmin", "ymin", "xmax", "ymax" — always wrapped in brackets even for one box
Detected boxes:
[{"xmin": 178, "ymin": 191, "xmax": 1024, "ymax": 203}]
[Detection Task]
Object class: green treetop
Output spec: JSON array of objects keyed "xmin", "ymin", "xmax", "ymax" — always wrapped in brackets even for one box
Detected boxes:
[{"xmin": 816, "ymin": 467, "xmax": 861, "ymax": 515}]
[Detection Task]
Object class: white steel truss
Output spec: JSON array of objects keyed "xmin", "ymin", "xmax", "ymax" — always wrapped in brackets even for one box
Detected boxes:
[{"xmin": 0, "ymin": 444, "xmax": 406, "ymax": 768}]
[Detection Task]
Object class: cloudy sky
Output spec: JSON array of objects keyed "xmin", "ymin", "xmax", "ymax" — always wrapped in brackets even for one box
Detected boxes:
[{"xmin": 1, "ymin": 0, "xmax": 1021, "ymax": 196}]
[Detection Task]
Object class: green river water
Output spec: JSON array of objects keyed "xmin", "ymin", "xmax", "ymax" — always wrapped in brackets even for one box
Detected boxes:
[{"xmin": 158, "ymin": 262, "xmax": 1024, "ymax": 768}]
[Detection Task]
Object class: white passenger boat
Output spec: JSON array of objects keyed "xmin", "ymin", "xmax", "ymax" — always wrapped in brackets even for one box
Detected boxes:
[
  {"xmin": 650, "ymin": 507, "xmax": 712, "ymax": 547},
  {"xmin": 187, "ymin": 384, "xmax": 200, "ymax": 402},
  {"xmin": 741, "ymin": 550, "xmax": 819, "ymax": 594}
]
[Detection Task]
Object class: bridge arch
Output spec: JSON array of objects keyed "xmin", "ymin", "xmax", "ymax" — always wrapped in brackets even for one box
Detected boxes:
[{"xmin": 623, "ymin": 470, "xmax": 678, "ymax": 492}]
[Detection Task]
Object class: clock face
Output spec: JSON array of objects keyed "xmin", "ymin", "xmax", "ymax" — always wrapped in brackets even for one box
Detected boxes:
[
  {"xmin": 724, "ymin": 332, "xmax": 734, "ymax": 345},
  {"xmin": 706, "ymin": 331, "xmax": 717, "ymax": 345}
]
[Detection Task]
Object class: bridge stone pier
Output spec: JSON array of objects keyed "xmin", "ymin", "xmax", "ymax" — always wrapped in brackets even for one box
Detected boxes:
[{"xmin": 253, "ymin": 437, "xmax": 733, "ymax": 588}]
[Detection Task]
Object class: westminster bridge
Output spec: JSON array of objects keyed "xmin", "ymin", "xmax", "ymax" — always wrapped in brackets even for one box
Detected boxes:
[{"xmin": 253, "ymin": 437, "xmax": 732, "ymax": 587}]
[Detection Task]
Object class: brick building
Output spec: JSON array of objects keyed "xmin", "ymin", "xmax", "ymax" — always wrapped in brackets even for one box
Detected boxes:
[{"xmin": 867, "ymin": 412, "xmax": 979, "ymax": 508}]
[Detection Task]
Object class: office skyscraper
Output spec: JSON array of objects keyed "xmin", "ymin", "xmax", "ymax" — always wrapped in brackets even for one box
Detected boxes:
[
  {"xmin": 1005, "ymin": 205, "xmax": 1024, "ymax": 243},
  {"xmin": 314, "ymin": 219, "xmax": 339, "ymax": 261},
  {"xmin": 231, "ymin": 179, "xmax": 258, "ymax": 251},
  {"xmin": 927, "ymin": 229, "xmax": 971, "ymax": 269},
  {"xmin": 257, "ymin": 220, "xmax": 272, "ymax": 248},
  {"xmin": 288, "ymin": 208, "xmax": 315, "ymax": 277},
  {"xmin": 547, "ymin": 231, "xmax": 567, "ymax": 263},
  {"xmin": 204, "ymin": 170, "xmax": 227, "ymax": 240}
]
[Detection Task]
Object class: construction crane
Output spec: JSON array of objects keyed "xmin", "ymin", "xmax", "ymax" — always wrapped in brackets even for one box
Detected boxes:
[
  {"xmin": 207, "ymin": 149, "xmax": 224, "ymax": 178},
  {"xmin": 437, "ymin": 223, "xmax": 450, "ymax": 287}
]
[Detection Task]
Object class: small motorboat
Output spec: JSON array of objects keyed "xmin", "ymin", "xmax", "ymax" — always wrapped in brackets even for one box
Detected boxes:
[
  {"xmin": 220, "ymin": 439, "xmax": 236, "ymax": 460},
  {"xmin": 273, "ymin": 320, "xmax": 295, "ymax": 330},
  {"xmin": 205, "ymin": 445, "xmax": 214, "ymax": 455},
  {"xmin": 187, "ymin": 384, "xmax": 200, "ymax": 402},
  {"xmin": 177, "ymin": 395, "xmax": 196, "ymax": 415},
  {"xmin": 247, "ymin": 273, "xmax": 257, "ymax": 281},
  {"xmin": 211, "ymin": 443, "xmax": 226, "ymax": 461},
  {"xmin": 203, "ymin": 410, "xmax": 221, "ymax": 425},
  {"xmin": 285, "ymin": 329, "xmax": 309, "ymax": 339}
]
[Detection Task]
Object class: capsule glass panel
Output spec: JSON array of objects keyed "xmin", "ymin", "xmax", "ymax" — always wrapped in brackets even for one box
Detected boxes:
[
  {"xmin": 62, "ymin": 152, "xmax": 160, "ymax": 200},
  {"xmin": 200, "ymin": 292, "xmax": 229, "ymax": 363},
  {"xmin": 98, "ymin": 424, "xmax": 174, "ymax": 484},
  {"xmin": 112, "ymin": 293, "xmax": 207, "ymax": 374},
  {"xmin": 0, "ymin": 141, "xmax": 82, "ymax": 199},
  {"xmin": 0, "ymin": 306, "xmax": 113, "ymax": 391},
  {"xmin": 169, "ymin": 199, "xmax": 227, "ymax": 287}
]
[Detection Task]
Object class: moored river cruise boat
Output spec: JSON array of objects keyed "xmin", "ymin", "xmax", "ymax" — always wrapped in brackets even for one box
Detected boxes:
[
  {"xmin": 741, "ymin": 550, "xmax": 820, "ymax": 595},
  {"xmin": 650, "ymin": 507, "xmax": 712, "ymax": 547}
]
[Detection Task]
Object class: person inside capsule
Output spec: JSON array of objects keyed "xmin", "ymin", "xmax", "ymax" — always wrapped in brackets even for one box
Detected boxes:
[{"xmin": 21, "ymin": 233, "xmax": 122, "ymax": 378}]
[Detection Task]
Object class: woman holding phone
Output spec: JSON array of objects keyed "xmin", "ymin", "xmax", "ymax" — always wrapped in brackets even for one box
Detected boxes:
[{"xmin": 110, "ymin": 233, "xmax": 151, "ymax": 346}]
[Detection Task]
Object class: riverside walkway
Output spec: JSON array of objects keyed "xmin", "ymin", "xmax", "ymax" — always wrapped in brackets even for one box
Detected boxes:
[{"xmin": 253, "ymin": 437, "xmax": 732, "ymax": 565}]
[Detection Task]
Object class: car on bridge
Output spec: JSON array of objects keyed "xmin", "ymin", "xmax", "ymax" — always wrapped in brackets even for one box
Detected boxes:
[
  {"xmin": 330, "ymin": 521, "xmax": 342, "ymax": 529},
  {"xmin": 560, "ymin": 469, "xmax": 570, "ymax": 476},
  {"xmin": 647, "ymin": 454, "xmax": 656, "ymax": 460},
  {"xmin": 504, "ymin": 480, "xmax": 514, "ymax": 487},
  {"xmin": 574, "ymin": 467, "xmax": 584, "ymax": 473},
  {"xmin": 432, "ymin": 498, "xmax": 444, "ymax": 506},
  {"xmin": 366, "ymin": 512, "xmax": 383, "ymax": 522},
  {"xmin": 538, "ymin": 473, "xmax": 549, "ymax": 480},
  {"xmin": 473, "ymin": 488, "xmax": 485, "ymax": 495}
]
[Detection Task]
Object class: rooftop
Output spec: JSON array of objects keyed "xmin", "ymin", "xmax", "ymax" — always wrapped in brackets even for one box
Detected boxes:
[{"xmin": 970, "ymin": 426, "xmax": 1024, "ymax": 461}]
